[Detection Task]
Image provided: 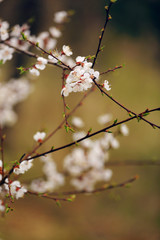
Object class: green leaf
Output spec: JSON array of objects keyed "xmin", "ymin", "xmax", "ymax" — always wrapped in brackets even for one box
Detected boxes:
[
  {"xmin": 0, "ymin": 60, "xmax": 3, "ymax": 65},
  {"xmin": 65, "ymin": 104, "xmax": 70, "ymax": 110},
  {"xmin": 142, "ymin": 112, "xmax": 149, "ymax": 117},
  {"xmin": 56, "ymin": 200, "xmax": 61, "ymax": 208},
  {"xmin": 113, "ymin": 119, "xmax": 118, "ymax": 124},
  {"xmin": 69, "ymin": 127, "xmax": 75, "ymax": 133},
  {"xmin": 64, "ymin": 125, "xmax": 70, "ymax": 133},
  {"xmin": 88, "ymin": 128, "xmax": 92, "ymax": 134},
  {"xmin": 36, "ymin": 42, "xmax": 39, "ymax": 47},
  {"xmin": 17, "ymin": 66, "xmax": 26, "ymax": 75},
  {"xmin": 21, "ymin": 32, "xmax": 27, "ymax": 41}
]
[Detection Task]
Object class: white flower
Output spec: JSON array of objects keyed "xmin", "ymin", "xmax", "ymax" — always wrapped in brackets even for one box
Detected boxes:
[
  {"xmin": 0, "ymin": 21, "xmax": 9, "ymax": 41},
  {"xmin": 0, "ymin": 45, "xmax": 14, "ymax": 63},
  {"xmin": 36, "ymin": 31, "xmax": 57, "ymax": 50},
  {"xmin": 120, "ymin": 124, "xmax": 129, "ymax": 136},
  {"xmin": 76, "ymin": 56, "xmax": 85, "ymax": 63},
  {"xmin": 35, "ymin": 57, "xmax": 48, "ymax": 70},
  {"xmin": 61, "ymin": 84, "xmax": 72, "ymax": 97},
  {"xmin": 61, "ymin": 56, "xmax": 100, "ymax": 96},
  {"xmin": 5, "ymin": 180, "xmax": 27, "ymax": 199},
  {"xmin": 71, "ymin": 116, "xmax": 84, "ymax": 128},
  {"xmin": 62, "ymin": 45, "xmax": 73, "ymax": 56},
  {"xmin": 49, "ymin": 27, "xmax": 62, "ymax": 38},
  {"xmin": 97, "ymin": 113, "xmax": 112, "ymax": 125},
  {"xmin": 33, "ymin": 131, "xmax": 46, "ymax": 142},
  {"xmin": 0, "ymin": 200, "xmax": 5, "ymax": 212},
  {"xmin": 73, "ymin": 131, "xmax": 93, "ymax": 148},
  {"xmin": 54, "ymin": 11, "xmax": 68, "ymax": 23},
  {"xmin": 29, "ymin": 68, "xmax": 40, "ymax": 77},
  {"xmin": 103, "ymin": 80, "xmax": 111, "ymax": 91},
  {"xmin": 14, "ymin": 159, "xmax": 33, "ymax": 175}
]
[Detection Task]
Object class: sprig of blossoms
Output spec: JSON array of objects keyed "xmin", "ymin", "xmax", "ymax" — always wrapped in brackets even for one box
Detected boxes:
[
  {"xmin": 13, "ymin": 159, "xmax": 33, "ymax": 175},
  {"xmin": 61, "ymin": 56, "xmax": 100, "ymax": 97},
  {"xmin": 0, "ymin": 78, "xmax": 32, "ymax": 127}
]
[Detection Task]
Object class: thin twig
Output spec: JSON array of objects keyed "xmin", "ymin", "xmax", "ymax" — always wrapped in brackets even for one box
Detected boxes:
[
  {"xmin": 24, "ymin": 107, "xmax": 160, "ymax": 161},
  {"xmin": 92, "ymin": 1, "xmax": 113, "ymax": 68},
  {"xmin": 47, "ymin": 175, "xmax": 138, "ymax": 196}
]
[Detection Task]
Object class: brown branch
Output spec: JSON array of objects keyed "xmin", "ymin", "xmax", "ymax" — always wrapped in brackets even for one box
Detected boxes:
[
  {"xmin": 3, "ymin": 41, "xmax": 68, "ymax": 70},
  {"xmin": 0, "ymin": 127, "xmax": 5, "ymax": 177},
  {"xmin": 92, "ymin": 1, "xmax": 113, "ymax": 68},
  {"xmin": 47, "ymin": 175, "xmax": 138, "ymax": 196},
  {"xmin": 92, "ymin": 77, "xmax": 160, "ymax": 129},
  {"xmin": 100, "ymin": 65, "xmax": 123, "ymax": 75},
  {"xmin": 23, "ymin": 107, "xmax": 160, "ymax": 162},
  {"xmin": 27, "ymin": 191, "xmax": 72, "ymax": 203},
  {"xmin": 105, "ymin": 160, "xmax": 160, "ymax": 167},
  {"xmin": 26, "ymin": 38, "xmax": 72, "ymax": 70}
]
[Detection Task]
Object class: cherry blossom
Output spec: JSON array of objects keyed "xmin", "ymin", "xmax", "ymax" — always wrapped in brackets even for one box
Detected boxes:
[
  {"xmin": 54, "ymin": 11, "xmax": 68, "ymax": 23},
  {"xmin": 33, "ymin": 131, "xmax": 46, "ymax": 142},
  {"xmin": 103, "ymin": 80, "xmax": 111, "ymax": 91},
  {"xmin": 35, "ymin": 57, "xmax": 48, "ymax": 70},
  {"xmin": 62, "ymin": 45, "xmax": 73, "ymax": 56}
]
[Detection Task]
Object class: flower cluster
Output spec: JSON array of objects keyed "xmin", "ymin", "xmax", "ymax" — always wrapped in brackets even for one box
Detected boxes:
[
  {"xmin": 0, "ymin": 78, "xmax": 32, "ymax": 127},
  {"xmin": 30, "ymin": 156, "xmax": 64, "ymax": 193},
  {"xmin": 61, "ymin": 56, "xmax": 101, "ymax": 97},
  {"xmin": 63, "ymin": 116, "xmax": 129, "ymax": 191},
  {"xmin": 13, "ymin": 159, "xmax": 33, "ymax": 175}
]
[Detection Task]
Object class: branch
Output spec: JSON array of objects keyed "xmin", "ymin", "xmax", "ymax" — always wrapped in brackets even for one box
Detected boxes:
[
  {"xmin": 92, "ymin": 77, "xmax": 160, "ymax": 129},
  {"xmin": 47, "ymin": 175, "xmax": 138, "ymax": 196},
  {"xmin": 26, "ymin": 107, "xmax": 160, "ymax": 161},
  {"xmin": 92, "ymin": 1, "xmax": 113, "ymax": 68},
  {"xmin": 105, "ymin": 160, "xmax": 160, "ymax": 167},
  {"xmin": 3, "ymin": 41, "xmax": 68, "ymax": 70}
]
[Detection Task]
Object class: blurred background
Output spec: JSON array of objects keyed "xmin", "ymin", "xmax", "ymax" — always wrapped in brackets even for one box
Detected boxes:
[{"xmin": 0, "ymin": 0, "xmax": 160, "ymax": 239}]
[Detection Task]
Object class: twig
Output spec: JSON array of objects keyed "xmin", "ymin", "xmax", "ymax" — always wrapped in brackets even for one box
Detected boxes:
[
  {"xmin": 47, "ymin": 175, "xmax": 138, "ymax": 196},
  {"xmin": 24, "ymin": 107, "xmax": 160, "ymax": 161},
  {"xmin": 92, "ymin": 1, "xmax": 113, "ymax": 68}
]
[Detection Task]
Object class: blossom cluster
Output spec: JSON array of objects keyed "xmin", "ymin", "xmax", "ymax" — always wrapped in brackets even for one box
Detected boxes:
[
  {"xmin": 0, "ymin": 78, "xmax": 32, "ymax": 127},
  {"xmin": 63, "ymin": 115, "xmax": 129, "ymax": 191},
  {"xmin": 61, "ymin": 56, "xmax": 100, "ymax": 97},
  {"xmin": 0, "ymin": 160, "xmax": 28, "ymax": 212},
  {"xmin": 30, "ymin": 156, "xmax": 64, "ymax": 193},
  {"xmin": 0, "ymin": 10, "xmax": 69, "ymax": 65}
]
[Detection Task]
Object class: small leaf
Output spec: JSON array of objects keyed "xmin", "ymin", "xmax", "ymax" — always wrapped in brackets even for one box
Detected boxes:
[
  {"xmin": 17, "ymin": 66, "xmax": 26, "ymax": 75},
  {"xmin": 21, "ymin": 32, "xmax": 27, "ymax": 41},
  {"xmin": 113, "ymin": 119, "xmax": 118, "ymax": 124},
  {"xmin": 142, "ymin": 112, "xmax": 149, "ymax": 117},
  {"xmin": 0, "ymin": 60, "xmax": 3, "ymax": 65},
  {"xmin": 64, "ymin": 125, "xmax": 70, "ymax": 133},
  {"xmin": 36, "ymin": 42, "xmax": 39, "ymax": 47},
  {"xmin": 69, "ymin": 127, "xmax": 75, "ymax": 133},
  {"xmin": 65, "ymin": 104, "xmax": 70, "ymax": 110},
  {"xmin": 56, "ymin": 200, "xmax": 61, "ymax": 208},
  {"xmin": 88, "ymin": 128, "xmax": 92, "ymax": 134}
]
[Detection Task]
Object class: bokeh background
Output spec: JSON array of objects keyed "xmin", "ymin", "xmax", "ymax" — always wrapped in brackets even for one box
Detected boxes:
[{"xmin": 0, "ymin": 0, "xmax": 160, "ymax": 239}]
